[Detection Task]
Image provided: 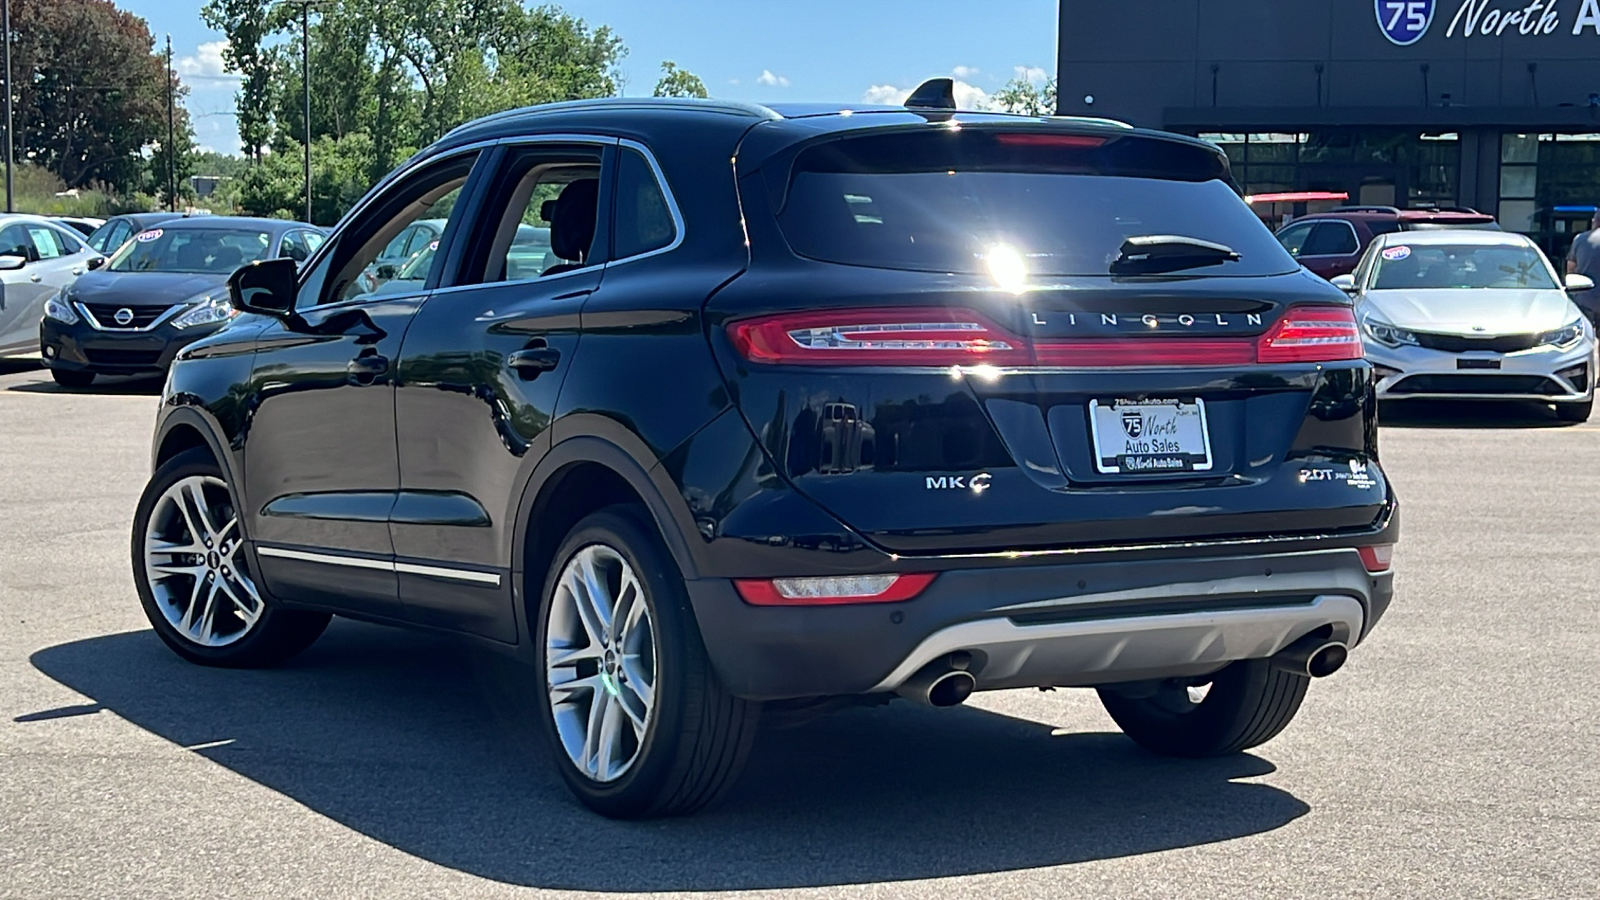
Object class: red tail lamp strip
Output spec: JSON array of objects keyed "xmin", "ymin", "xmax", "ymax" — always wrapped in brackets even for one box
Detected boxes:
[{"xmin": 729, "ymin": 305, "xmax": 1363, "ymax": 367}]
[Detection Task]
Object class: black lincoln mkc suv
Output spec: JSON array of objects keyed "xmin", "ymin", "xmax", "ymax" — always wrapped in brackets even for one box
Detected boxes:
[{"xmin": 132, "ymin": 80, "xmax": 1397, "ymax": 818}]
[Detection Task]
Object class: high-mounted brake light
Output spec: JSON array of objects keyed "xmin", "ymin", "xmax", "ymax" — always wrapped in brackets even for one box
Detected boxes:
[
  {"xmin": 734, "ymin": 573, "xmax": 938, "ymax": 606},
  {"xmin": 994, "ymin": 133, "xmax": 1108, "ymax": 149},
  {"xmin": 1256, "ymin": 306, "xmax": 1363, "ymax": 363}
]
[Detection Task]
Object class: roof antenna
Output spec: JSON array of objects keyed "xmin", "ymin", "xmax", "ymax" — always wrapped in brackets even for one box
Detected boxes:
[{"xmin": 905, "ymin": 77, "xmax": 957, "ymax": 111}]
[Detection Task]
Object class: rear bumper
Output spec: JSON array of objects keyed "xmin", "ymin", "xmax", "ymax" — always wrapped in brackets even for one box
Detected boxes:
[{"xmin": 688, "ymin": 541, "xmax": 1394, "ymax": 701}]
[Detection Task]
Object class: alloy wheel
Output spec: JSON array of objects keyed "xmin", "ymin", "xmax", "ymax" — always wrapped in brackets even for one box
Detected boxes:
[
  {"xmin": 142, "ymin": 475, "xmax": 264, "ymax": 648},
  {"xmin": 546, "ymin": 543, "xmax": 658, "ymax": 783}
]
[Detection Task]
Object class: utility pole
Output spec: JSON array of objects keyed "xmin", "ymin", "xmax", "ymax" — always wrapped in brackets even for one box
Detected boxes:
[
  {"xmin": 3, "ymin": 0, "xmax": 12, "ymax": 213},
  {"xmin": 302, "ymin": 1, "xmax": 311, "ymax": 224},
  {"xmin": 166, "ymin": 35, "xmax": 176, "ymax": 212}
]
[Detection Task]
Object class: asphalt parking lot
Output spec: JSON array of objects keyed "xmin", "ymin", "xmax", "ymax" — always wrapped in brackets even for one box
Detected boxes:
[{"xmin": 1, "ymin": 359, "xmax": 1596, "ymax": 900}]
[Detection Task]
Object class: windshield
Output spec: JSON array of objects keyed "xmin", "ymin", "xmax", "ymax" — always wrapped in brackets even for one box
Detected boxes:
[
  {"xmin": 1370, "ymin": 243, "xmax": 1558, "ymax": 291},
  {"xmin": 106, "ymin": 227, "xmax": 270, "ymax": 274},
  {"xmin": 773, "ymin": 130, "xmax": 1296, "ymax": 277}
]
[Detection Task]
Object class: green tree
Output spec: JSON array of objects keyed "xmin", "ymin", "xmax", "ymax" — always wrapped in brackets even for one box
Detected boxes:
[
  {"xmin": 11, "ymin": 0, "xmax": 180, "ymax": 188},
  {"xmin": 200, "ymin": 0, "xmax": 279, "ymax": 160},
  {"xmin": 147, "ymin": 100, "xmax": 200, "ymax": 208},
  {"xmin": 653, "ymin": 61, "xmax": 707, "ymax": 99},
  {"xmin": 993, "ymin": 75, "xmax": 1058, "ymax": 116}
]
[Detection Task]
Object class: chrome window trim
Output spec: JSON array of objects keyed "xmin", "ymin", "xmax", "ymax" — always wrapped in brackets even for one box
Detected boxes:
[
  {"xmin": 608, "ymin": 138, "xmax": 687, "ymax": 267},
  {"xmin": 74, "ymin": 301, "xmax": 184, "ymax": 332},
  {"xmin": 256, "ymin": 545, "xmax": 503, "ymax": 587}
]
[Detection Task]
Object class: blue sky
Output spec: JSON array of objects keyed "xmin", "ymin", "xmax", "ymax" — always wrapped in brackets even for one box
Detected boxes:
[{"xmin": 120, "ymin": 0, "xmax": 1059, "ymax": 154}]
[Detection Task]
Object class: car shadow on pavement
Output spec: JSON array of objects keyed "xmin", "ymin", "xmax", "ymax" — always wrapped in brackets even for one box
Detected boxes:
[
  {"xmin": 4, "ymin": 374, "xmax": 164, "ymax": 396},
  {"xmin": 1380, "ymin": 398, "xmax": 1582, "ymax": 429},
  {"xmin": 27, "ymin": 620, "xmax": 1309, "ymax": 891}
]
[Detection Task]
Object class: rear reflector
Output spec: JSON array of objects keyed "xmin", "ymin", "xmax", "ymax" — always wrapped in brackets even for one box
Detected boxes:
[
  {"xmin": 1358, "ymin": 544, "xmax": 1394, "ymax": 573},
  {"xmin": 734, "ymin": 572, "xmax": 938, "ymax": 606},
  {"xmin": 729, "ymin": 305, "xmax": 1364, "ymax": 367}
]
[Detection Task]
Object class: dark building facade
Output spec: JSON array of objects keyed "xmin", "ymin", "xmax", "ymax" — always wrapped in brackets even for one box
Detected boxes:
[{"xmin": 1058, "ymin": 0, "xmax": 1600, "ymax": 255}]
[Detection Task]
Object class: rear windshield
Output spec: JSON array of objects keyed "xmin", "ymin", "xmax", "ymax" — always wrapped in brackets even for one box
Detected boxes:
[
  {"xmin": 107, "ymin": 227, "xmax": 270, "ymax": 274},
  {"xmin": 771, "ymin": 130, "xmax": 1297, "ymax": 277},
  {"xmin": 1370, "ymin": 243, "xmax": 1557, "ymax": 290}
]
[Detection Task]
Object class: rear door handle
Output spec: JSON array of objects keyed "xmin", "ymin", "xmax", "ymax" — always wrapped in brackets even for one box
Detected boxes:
[
  {"xmin": 346, "ymin": 354, "xmax": 390, "ymax": 385},
  {"xmin": 71, "ymin": 267, "xmax": 85, "ymax": 276},
  {"xmin": 508, "ymin": 347, "xmax": 561, "ymax": 379}
]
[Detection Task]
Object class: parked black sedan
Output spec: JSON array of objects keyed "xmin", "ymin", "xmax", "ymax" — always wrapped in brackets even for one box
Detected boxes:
[
  {"xmin": 84, "ymin": 211, "xmax": 190, "ymax": 255},
  {"xmin": 40, "ymin": 216, "xmax": 323, "ymax": 386}
]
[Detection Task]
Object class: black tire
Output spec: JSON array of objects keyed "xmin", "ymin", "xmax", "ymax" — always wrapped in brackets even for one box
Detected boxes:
[
  {"xmin": 533, "ymin": 506, "xmax": 759, "ymax": 818},
  {"xmin": 131, "ymin": 446, "xmax": 330, "ymax": 667},
  {"xmin": 1097, "ymin": 658, "xmax": 1310, "ymax": 758},
  {"xmin": 50, "ymin": 368, "xmax": 95, "ymax": 388},
  {"xmin": 1556, "ymin": 399, "xmax": 1593, "ymax": 423}
]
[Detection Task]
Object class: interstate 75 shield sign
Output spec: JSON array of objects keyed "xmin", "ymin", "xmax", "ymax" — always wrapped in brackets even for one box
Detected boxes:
[{"xmin": 1376, "ymin": 0, "xmax": 1435, "ymax": 45}]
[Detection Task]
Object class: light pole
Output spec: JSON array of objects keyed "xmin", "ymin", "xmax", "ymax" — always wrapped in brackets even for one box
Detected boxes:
[
  {"xmin": 166, "ymin": 35, "xmax": 176, "ymax": 212},
  {"xmin": 279, "ymin": 0, "xmax": 323, "ymax": 224}
]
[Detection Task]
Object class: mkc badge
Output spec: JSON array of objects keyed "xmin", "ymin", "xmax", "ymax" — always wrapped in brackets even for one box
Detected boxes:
[
  {"xmin": 1377, "ymin": 0, "xmax": 1435, "ymax": 46},
  {"xmin": 1121, "ymin": 409, "xmax": 1144, "ymax": 439}
]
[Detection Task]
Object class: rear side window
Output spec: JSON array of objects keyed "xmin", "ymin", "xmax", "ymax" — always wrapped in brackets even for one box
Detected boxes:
[
  {"xmin": 613, "ymin": 148, "xmax": 677, "ymax": 259},
  {"xmin": 1301, "ymin": 222, "xmax": 1359, "ymax": 256},
  {"xmin": 770, "ymin": 129, "xmax": 1296, "ymax": 277}
]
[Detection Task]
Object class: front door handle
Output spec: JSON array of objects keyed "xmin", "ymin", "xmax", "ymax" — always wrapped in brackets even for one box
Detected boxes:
[
  {"xmin": 71, "ymin": 267, "xmax": 85, "ymax": 276},
  {"xmin": 346, "ymin": 353, "xmax": 389, "ymax": 385},
  {"xmin": 508, "ymin": 347, "xmax": 561, "ymax": 380},
  {"xmin": 28, "ymin": 274, "xmax": 41, "ymax": 283}
]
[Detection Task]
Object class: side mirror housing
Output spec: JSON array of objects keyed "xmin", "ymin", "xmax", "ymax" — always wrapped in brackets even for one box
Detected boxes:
[
  {"xmin": 1329, "ymin": 274, "xmax": 1358, "ymax": 293},
  {"xmin": 1565, "ymin": 273, "xmax": 1595, "ymax": 292},
  {"xmin": 86, "ymin": 256, "xmax": 106, "ymax": 271},
  {"xmin": 0, "ymin": 254, "xmax": 25, "ymax": 272},
  {"xmin": 228, "ymin": 257, "xmax": 298, "ymax": 318}
]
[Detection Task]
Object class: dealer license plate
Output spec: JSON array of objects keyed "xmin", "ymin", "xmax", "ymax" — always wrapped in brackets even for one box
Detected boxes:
[{"xmin": 1088, "ymin": 398, "xmax": 1214, "ymax": 475}]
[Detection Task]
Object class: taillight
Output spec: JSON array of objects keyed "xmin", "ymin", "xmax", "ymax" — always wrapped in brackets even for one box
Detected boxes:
[
  {"xmin": 727, "ymin": 308, "xmax": 1031, "ymax": 366},
  {"xmin": 1257, "ymin": 306, "xmax": 1363, "ymax": 363},
  {"xmin": 733, "ymin": 573, "xmax": 938, "ymax": 606},
  {"xmin": 1357, "ymin": 544, "xmax": 1394, "ymax": 573},
  {"xmin": 729, "ymin": 305, "xmax": 1365, "ymax": 367}
]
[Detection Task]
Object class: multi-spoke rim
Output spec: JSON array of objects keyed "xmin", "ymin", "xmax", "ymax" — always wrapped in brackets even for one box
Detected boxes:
[
  {"xmin": 143, "ymin": 475, "xmax": 264, "ymax": 648},
  {"xmin": 546, "ymin": 543, "xmax": 657, "ymax": 783}
]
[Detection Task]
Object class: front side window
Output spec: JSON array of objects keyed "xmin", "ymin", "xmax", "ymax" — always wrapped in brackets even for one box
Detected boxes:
[
  {"xmin": 1302, "ymin": 222, "xmax": 1359, "ymax": 256},
  {"xmin": 1276, "ymin": 222, "xmax": 1314, "ymax": 256},
  {"xmin": 320, "ymin": 150, "xmax": 480, "ymax": 305},
  {"xmin": 1370, "ymin": 243, "xmax": 1558, "ymax": 291},
  {"xmin": 613, "ymin": 148, "xmax": 676, "ymax": 259},
  {"xmin": 105, "ymin": 228, "xmax": 271, "ymax": 274}
]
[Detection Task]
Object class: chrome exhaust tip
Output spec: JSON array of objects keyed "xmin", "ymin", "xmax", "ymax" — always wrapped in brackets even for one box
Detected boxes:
[
  {"xmin": 896, "ymin": 661, "xmax": 977, "ymax": 707},
  {"xmin": 1272, "ymin": 633, "xmax": 1349, "ymax": 678}
]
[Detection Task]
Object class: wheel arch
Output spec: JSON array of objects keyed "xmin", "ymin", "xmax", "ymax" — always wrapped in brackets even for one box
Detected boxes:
[
  {"xmin": 151, "ymin": 407, "xmax": 249, "ymax": 535},
  {"xmin": 512, "ymin": 430, "xmax": 705, "ymax": 641}
]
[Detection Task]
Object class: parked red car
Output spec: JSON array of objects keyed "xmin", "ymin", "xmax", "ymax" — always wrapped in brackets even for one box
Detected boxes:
[{"xmin": 1274, "ymin": 206, "xmax": 1499, "ymax": 280}]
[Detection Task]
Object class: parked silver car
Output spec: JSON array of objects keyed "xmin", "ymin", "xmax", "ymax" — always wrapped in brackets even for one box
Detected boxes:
[
  {"xmin": 1333, "ymin": 230, "xmax": 1598, "ymax": 421},
  {"xmin": 0, "ymin": 215, "xmax": 105, "ymax": 358}
]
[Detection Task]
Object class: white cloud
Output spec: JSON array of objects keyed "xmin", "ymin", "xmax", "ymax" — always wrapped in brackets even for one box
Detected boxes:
[
  {"xmin": 178, "ymin": 40, "xmax": 239, "ymax": 80},
  {"xmin": 861, "ymin": 80, "xmax": 993, "ymax": 110},
  {"xmin": 951, "ymin": 65, "xmax": 980, "ymax": 79},
  {"xmin": 756, "ymin": 69, "xmax": 791, "ymax": 88},
  {"xmin": 1013, "ymin": 65, "xmax": 1049, "ymax": 84},
  {"xmin": 728, "ymin": 77, "xmax": 741, "ymax": 86}
]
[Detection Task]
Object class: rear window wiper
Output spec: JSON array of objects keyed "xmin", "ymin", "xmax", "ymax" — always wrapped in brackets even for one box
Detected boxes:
[{"xmin": 1111, "ymin": 235, "xmax": 1241, "ymax": 275}]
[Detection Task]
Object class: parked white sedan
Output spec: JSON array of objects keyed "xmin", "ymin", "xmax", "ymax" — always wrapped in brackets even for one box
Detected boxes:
[
  {"xmin": 0, "ymin": 215, "xmax": 105, "ymax": 358},
  {"xmin": 1333, "ymin": 231, "xmax": 1598, "ymax": 421}
]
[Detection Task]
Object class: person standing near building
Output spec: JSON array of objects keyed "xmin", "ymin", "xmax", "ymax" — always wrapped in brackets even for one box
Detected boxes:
[{"xmin": 1567, "ymin": 210, "xmax": 1600, "ymax": 324}]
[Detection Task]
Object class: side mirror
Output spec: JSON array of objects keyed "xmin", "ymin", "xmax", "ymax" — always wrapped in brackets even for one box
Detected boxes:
[
  {"xmin": 1565, "ymin": 273, "xmax": 1595, "ymax": 292},
  {"xmin": 376, "ymin": 263, "xmax": 396, "ymax": 280},
  {"xmin": 1330, "ymin": 274, "xmax": 1358, "ymax": 293},
  {"xmin": 228, "ymin": 257, "xmax": 298, "ymax": 318},
  {"xmin": 86, "ymin": 256, "xmax": 106, "ymax": 271},
  {"xmin": 0, "ymin": 255, "xmax": 25, "ymax": 271}
]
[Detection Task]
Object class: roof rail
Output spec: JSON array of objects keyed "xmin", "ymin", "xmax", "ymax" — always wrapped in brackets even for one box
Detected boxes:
[
  {"xmin": 1408, "ymin": 205, "xmax": 1484, "ymax": 214},
  {"xmin": 1333, "ymin": 205, "xmax": 1402, "ymax": 214}
]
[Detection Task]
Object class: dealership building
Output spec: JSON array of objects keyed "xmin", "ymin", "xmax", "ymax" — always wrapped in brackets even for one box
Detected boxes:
[{"xmin": 1058, "ymin": 0, "xmax": 1600, "ymax": 255}]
